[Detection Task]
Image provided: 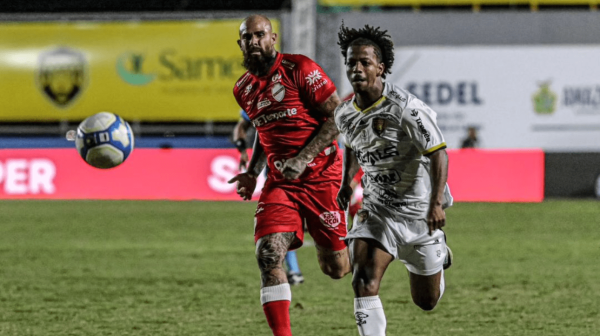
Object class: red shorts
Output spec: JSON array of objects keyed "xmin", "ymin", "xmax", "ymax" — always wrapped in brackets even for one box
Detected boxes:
[{"xmin": 254, "ymin": 180, "xmax": 347, "ymax": 251}]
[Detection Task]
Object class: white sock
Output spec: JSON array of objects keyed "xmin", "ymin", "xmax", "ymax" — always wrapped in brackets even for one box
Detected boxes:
[
  {"xmin": 354, "ymin": 296, "xmax": 386, "ymax": 336},
  {"xmin": 439, "ymin": 269, "xmax": 446, "ymax": 301},
  {"xmin": 260, "ymin": 283, "xmax": 292, "ymax": 305}
]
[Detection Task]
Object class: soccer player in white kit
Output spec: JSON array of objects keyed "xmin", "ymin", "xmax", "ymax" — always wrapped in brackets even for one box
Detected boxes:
[{"xmin": 335, "ymin": 24, "xmax": 454, "ymax": 336}]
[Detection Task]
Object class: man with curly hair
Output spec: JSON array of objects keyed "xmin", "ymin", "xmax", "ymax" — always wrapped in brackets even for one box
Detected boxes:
[{"xmin": 335, "ymin": 24, "xmax": 454, "ymax": 335}]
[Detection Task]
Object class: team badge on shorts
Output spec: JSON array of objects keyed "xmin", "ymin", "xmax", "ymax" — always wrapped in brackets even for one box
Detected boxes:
[{"xmin": 319, "ymin": 211, "xmax": 341, "ymax": 229}]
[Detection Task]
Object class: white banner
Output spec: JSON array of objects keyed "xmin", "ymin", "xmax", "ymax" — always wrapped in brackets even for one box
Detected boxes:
[{"xmin": 340, "ymin": 45, "xmax": 600, "ymax": 151}]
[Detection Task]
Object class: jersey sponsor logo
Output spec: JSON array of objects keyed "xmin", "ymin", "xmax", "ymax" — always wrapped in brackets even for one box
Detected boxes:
[
  {"xmin": 236, "ymin": 72, "xmax": 251, "ymax": 87},
  {"xmin": 257, "ymin": 99, "xmax": 271, "ymax": 110},
  {"xmin": 410, "ymin": 110, "xmax": 431, "ymax": 143},
  {"xmin": 281, "ymin": 59, "xmax": 296, "ymax": 69},
  {"xmin": 311, "ymin": 79, "xmax": 328, "ymax": 93},
  {"xmin": 305, "ymin": 70, "xmax": 322, "ymax": 85},
  {"xmin": 339, "ymin": 115, "xmax": 355, "ymax": 134},
  {"xmin": 372, "ymin": 117, "xmax": 387, "ymax": 137},
  {"xmin": 271, "ymin": 82, "xmax": 285, "ymax": 102},
  {"xmin": 387, "ymin": 90, "xmax": 407, "ymax": 102},
  {"xmin": 379, "ymin": 198, "xmax": 409, "ymax": 208},
  {"xmin": 377, "ymin": 188, "xmax": 398, "ymax": 200},
  {"xmin": 305, "ymin": 70, "xmax": 328, "ymax": 93},
  {"xmin": 243, "ymin": 84, "xmax": 253, "ymax": 97},
  {"xmin": 365, "ymin": 169, "xmax": 401, "ymax": 186},
  {"xmin": 252, "ymin": 108, "xmax": 298, "ymax": 127},
  {"xmin": 356, "ymin": 145, "xmax": 399, "ymax": 165},
  {"xmin": 256, "ymin": 202, "xmax": 266, "ymax": 214},
  {"xmin": 319, "ymin": 211, "xmax": 341, "ymax": 229}
]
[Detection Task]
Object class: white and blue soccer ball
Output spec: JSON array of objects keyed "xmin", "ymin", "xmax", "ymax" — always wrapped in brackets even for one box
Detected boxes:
[{"xmin": 75, "ymin": 112, "xmax": 134, "ymax": 169}]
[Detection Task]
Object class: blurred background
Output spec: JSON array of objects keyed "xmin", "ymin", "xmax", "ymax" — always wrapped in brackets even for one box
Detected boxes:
[{"xmin": 0, "ymin": 0, "xmax": 599, "ymax": 200}]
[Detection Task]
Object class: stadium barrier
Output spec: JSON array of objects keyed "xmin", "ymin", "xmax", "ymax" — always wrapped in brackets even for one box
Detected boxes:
[
  {"xmin": 545, "ymin": 152, "xmax": 600, "ymax": 198},
  {"xmin": 0, "ymin": 148, "xmax": 544, "ymax": 202}
]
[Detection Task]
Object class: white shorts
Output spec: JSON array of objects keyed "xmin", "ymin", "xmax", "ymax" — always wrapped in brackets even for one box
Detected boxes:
[{"xmin": 346, "ymin": 202, "xmax": 447, "ymax": 276}]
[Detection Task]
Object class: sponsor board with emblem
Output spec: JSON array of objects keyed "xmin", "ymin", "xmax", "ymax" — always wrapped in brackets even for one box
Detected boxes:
[
  {"xmin": 37, "ymin": 48, "xmax": 87, "ymax": 107},
  {"xmin": 0, "ymin": 19, "xmax": 279, "ymax": 122},
  {"xmin": 336, "ymin": 45, "xmax": 600, "ymax": 151}
]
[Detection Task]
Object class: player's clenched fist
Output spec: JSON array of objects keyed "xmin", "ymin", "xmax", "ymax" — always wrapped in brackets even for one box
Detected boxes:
[
  {"xmin": 426, "ymin": 204, "xmax": 446, "ymax": 235},
  {"xmin": 336, "ymin": 184, "xmax": 353, "ymax": 211},
  {"xmin": 228, "ymin": 173, "xmax": 257, "ymax": 200}
]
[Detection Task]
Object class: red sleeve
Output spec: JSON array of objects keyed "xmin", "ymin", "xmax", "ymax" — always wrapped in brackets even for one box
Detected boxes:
[
  {"xmin": 352, "ymin": 168, "xmax": 364, "ymax": 183},
  {"xmin": 232, "ymin": 72, "xmax": 251, "ymax": 109},
  {"xmin": 293, "ymin": 56, "xmax": 337, "ymax": 107}
]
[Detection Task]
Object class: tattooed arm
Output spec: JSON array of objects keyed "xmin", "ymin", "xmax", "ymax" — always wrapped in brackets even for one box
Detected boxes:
[{"xmin": 281, "ymin": 92, "xmax": 342, "ymax": 180}]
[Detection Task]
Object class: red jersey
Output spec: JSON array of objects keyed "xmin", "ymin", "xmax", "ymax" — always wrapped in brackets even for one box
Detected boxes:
[{"xmin": 233, "ymin": 53, "xmax": 340, "ymax": 183}]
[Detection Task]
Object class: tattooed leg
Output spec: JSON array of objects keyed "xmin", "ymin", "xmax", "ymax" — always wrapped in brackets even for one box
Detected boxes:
[
  {"xmin": 316, "ymin": 244, "xmax": 351, "ymax": 279},
  {"xmin": 256, "ymin": 232, "xmax": 296, "ymax": 288}
]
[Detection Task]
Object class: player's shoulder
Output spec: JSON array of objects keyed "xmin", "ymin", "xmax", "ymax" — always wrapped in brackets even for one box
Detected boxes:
[
  {"xmin": 383, "ymin": 82, "xmax": 413, "ymax": 108},
  {"xmin": 383, "ymin": 82, "xmax": 434, "ymax": 116},
  {"xmin": 281, "ymin": 53, "xmax": 324, "ymax": 73},
  {"xmin": 233, "ymin": 71, "xmax": 252, "ymax": 95},
  {"xmin": 334, "ymin": 99, "xmax": 357, "ymax": 125}
]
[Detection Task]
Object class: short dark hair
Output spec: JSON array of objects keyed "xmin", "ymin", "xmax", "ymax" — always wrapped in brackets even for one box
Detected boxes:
[{"xmin": 337, "ymin": 23, "xmax": 394, "ymax": 78}]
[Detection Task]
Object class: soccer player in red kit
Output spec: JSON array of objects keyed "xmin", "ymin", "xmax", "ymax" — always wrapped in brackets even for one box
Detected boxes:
[{"xmin": 228, "ymin": 15, "xmax": 351, "ymax": 336}]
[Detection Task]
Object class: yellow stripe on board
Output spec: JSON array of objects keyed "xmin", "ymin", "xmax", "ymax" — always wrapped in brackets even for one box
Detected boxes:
[{"xmin": 319, "ymin": 0, "xmax": 597, "ymax": 5}]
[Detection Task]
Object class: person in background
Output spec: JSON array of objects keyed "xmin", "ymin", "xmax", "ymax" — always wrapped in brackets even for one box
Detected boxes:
[
  {"xmin": 232, "ymin": 109, "xmax": 305, "ymax": 285},
  {"xmin": 460, "ymin": 126, "xmax": 479, "ymax": 149}
]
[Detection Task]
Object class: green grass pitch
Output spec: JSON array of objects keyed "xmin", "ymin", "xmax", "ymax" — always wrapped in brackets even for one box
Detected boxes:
[{"xmin": 0, "ymin": 200, "xmax": 598, "ymax": 335}]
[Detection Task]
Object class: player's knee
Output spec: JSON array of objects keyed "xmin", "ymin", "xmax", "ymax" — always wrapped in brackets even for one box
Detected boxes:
[
  {"xmin": 255, "ymin": 246, "xmax": 283, "ymax": 272},
  {"xmin": 351, "ymin": 273, "xmax": 380, "ymax": 296},
  {"xmin": 413, "ymin": 295, "xmax": 439, "ymax": 311},
  {"xmin": 319, "ymin": 263, "xmax": 348, "ymax": 279}
]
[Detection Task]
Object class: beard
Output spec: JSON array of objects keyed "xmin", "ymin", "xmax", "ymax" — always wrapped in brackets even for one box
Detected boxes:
[{"xmin": 242, "ymin": 49, "xmax": 277, "ymax": 76}]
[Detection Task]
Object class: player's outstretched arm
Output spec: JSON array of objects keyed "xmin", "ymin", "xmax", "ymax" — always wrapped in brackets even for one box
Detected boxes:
[
  {"xmin": 337, "ymin": 146, "xmax": 360, "ymax": 210},
  {"xmin": 281, "ymin": 92, "xmax": 342, "ymax": 180},
  {"xmin": 426, "ymin": 148, "xmax": 449, "ymax": 234},
  {"xmin": 228, "ymin": 136, "xmax": 266, "ymax": 200}
]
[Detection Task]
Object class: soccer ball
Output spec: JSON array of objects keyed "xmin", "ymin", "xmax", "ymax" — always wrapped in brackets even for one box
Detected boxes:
[{"xmin": 75, "ymin": 112, "xmax": 135, "ymax": 169}]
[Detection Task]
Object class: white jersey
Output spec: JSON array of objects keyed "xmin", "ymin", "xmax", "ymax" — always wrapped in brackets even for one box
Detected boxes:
[{"xmin": 335, "ymin": 82, "xmax": 453, "ymax": 220}]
